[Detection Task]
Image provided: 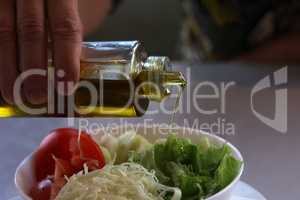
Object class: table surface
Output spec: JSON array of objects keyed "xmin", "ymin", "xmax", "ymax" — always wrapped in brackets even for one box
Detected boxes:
[{"xmin": 1, "ymin": 63, "xmax": 299, "ymax": 200}]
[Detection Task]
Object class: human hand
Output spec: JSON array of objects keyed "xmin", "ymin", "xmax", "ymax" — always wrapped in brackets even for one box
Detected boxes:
[{"xmin": 0, "ymin": 0, "xmax": 82, "ymax": 104}]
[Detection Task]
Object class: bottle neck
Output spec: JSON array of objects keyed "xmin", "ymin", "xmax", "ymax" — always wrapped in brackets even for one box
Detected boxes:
[
  {"xmin": 137, "ymin": 57, "xmax": 186, "ymax": 101},
  {"xmin": 142, "ymin": 56, "xmax": 171, "ymax": 71}
]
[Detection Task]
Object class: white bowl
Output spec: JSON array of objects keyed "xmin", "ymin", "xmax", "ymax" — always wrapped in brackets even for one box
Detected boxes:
[{"xmin": 15, "ymin": 125, "xmax": 244, "ymax": 200}]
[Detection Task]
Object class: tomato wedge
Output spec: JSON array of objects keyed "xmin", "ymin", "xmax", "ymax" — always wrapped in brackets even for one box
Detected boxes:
[{"xmin": 30, "ymin": 128, "xmax": 105, "ymax": 200}]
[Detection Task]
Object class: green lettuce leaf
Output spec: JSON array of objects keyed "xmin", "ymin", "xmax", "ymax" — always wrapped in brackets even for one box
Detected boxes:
[
  {"xmin": 128, "ymin": 135, "xmax": 242, "ymax": 199},
  {"xmin": 215, "ymin": 154, "xmax": 242, "ymax": 189}
]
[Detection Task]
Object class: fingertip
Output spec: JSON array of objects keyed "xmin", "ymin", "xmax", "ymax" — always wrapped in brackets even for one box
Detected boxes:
[
  {"xmin": 0, "ymin": 72, "xmax": 18, "ymax": 105},
  {"xmin": 56, "ymin": 63, "xmax": 80, "ymax": 96},
  {"xmin": 23, "ymin": 77, "xmax": 48, "ymax": 105},
  {"xmin": 24, "ymin": 88, "xmax": 48, "ymax": 105},
  {"xmin": 1, "ymin": 88, "xmax": 15, "ymax": 105},
  {"xmin": 54, "ymin": 42, "xmax": 81, "ymax": 96},
  {"xmin": 58, "ymin": 63, "xmax": 80, "ymax": 83}
]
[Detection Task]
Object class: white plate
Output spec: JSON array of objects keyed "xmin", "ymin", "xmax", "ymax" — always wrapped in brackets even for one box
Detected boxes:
[{"xmin": 232, "ymin": 181, "xmax": 266, "ymax": 200}]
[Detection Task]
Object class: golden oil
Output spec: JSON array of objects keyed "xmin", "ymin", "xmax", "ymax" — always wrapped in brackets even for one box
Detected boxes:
[{"xmin": 0, "ymin": 41, "xmax": 186, "ymax": 117}]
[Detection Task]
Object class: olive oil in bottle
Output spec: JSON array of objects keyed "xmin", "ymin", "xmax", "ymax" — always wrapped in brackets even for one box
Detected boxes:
[{"xmin": 0, "ymin": 41, "xmax": 186, "ymax": 117}]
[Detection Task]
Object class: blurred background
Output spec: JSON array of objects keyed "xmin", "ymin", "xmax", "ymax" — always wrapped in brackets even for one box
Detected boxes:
[
  {"xmin": 85, "ymin": 0, "xmax": 300, "ymax": 63},
  {"xmin": 87, "ymin": 0, "xmax": 182, "ymax": 58}
]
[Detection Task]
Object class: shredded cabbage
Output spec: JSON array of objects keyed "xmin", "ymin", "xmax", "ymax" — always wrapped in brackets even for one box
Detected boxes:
[
  {"xmin": 55, "ymin": 163, "xmax": 181, "ymax": 200},
  {"xmin": 95, "ymin": 130, "xmax": 152, "ymax": 164}
]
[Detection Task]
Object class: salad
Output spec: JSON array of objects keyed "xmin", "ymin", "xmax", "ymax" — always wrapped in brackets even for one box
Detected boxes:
[{"xmin": 30, "ymin": 128, "xmax": 242, "ymax": 200}]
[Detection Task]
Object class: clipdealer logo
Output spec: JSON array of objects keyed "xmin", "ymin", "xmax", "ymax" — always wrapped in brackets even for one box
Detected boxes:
[{"xmin": 251, "ymin": 67, "xmax": 288, "ymax": 133}]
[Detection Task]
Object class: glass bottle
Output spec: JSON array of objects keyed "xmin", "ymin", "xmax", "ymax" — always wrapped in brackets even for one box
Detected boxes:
[{"xmin": 0, "ymin": 41, "xmax": 186, "ymax": 117}]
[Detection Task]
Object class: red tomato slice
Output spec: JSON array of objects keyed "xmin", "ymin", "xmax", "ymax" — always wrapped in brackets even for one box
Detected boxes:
[{"xmin": 31, "ymin": 128, "xmax": 105, "ymax": 200}]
